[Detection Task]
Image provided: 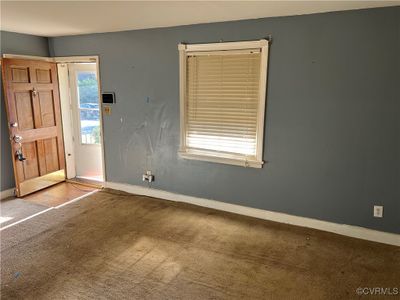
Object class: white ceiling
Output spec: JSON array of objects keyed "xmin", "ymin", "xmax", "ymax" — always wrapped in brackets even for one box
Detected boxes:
[{"xmin": 1, "ymin": 1, "xmax": 399, "ymax": 37}]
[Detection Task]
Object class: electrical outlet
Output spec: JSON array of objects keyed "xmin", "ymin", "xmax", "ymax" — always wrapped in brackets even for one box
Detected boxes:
[
  {"xmin": 142, "ymin": 171, "xmax": 154, "ymax": 183},
  {"xmin": 373, "ymin": 205, "xmax": 383, "ymax": 218}
]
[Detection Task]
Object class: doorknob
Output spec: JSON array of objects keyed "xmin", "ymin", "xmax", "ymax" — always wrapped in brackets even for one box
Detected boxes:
[
  {"xmin": 13, "ymin": 135, "xmax": 23, "ymax": 143},
  {"xmin": 32, "ymin": 87, "xmax": 38, "ymax": 97},
  {"xmin": 10, "ymin": 122, "xmax": 18, "ymax": 128}
]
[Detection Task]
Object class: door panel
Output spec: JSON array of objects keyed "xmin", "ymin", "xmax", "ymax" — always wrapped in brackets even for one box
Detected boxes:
[
  {"xmin": 2, "ymin": 58, "xmax": 66, "ymax": 196},
  {"xmin": 22, "ymin": 142, "xmax": 40, "ymax": 179},
  {"xmin": 11, "ymin": 67, "xmax": 30, "ymax": 82},
  {"xmin": 36, "ymin": 68, "xmax": 52, "ymax": 83},
  {"xmin": 43, "ymin": 137, "xmax": 60, "ymax": 173},
  {"xmin": 38, "ymin": 91, "xmax": 56, "ymax": 127},
  {"xmin": 15, "ymin": 91, "xmax": 35, "ymax": 130}
]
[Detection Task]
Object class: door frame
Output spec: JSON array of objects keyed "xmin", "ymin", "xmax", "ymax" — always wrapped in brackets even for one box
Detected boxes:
[
  {"xmin": 2, "ymin": 54, "xmax": 106, "ymax": 182},
  {"xmin": 67, "ymin": 62, "xmax": 104, "ymax": 181}
]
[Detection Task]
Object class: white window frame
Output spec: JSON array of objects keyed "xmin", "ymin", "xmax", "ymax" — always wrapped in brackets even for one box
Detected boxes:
[{"xmin": 178, "ymin": 39, "xmax": 269, "ymax": 168}]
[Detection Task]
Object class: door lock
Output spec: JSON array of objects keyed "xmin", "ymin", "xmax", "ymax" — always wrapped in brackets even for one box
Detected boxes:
[
  {"xmin": 10, "ymin": 122, "xmax": 18, "ymax": 128},
  {"xmin": 16, "ymin": 149, "xmax": 26, "ymax": 162},
  {"xmin": 13, "ymin": 135, "xmax": 26, "ymax": 162}
]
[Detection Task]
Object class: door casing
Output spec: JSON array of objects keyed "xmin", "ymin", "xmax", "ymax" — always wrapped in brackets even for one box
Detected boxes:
[{"xmin": 68, "ymin": 63, "xmax": 103, "ymax": 180}]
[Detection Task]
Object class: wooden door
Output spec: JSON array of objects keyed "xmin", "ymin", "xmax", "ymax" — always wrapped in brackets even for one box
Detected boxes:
[{"xmin": 2, "ymin": 58, "xmax": 66, "ymax": 197}]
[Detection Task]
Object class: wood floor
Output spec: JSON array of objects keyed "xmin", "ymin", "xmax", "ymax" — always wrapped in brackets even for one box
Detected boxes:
[
  {"xmin": 22, "ymin": 182, "xmax": 98, "ymax": 207},
  {"xmin": 1, "ymin": 189, "xmax": 399, "ymax": 299},
  {"xmin": 1, "ymin": 182, "xmax": 98, "ymax": 228}
]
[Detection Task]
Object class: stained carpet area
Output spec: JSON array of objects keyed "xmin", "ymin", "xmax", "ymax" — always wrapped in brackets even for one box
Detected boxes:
[{"xmin": 1, "ymin": 189, "xmax": 399, "ymax": 299}]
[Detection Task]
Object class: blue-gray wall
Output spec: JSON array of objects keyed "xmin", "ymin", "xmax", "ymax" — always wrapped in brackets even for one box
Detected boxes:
[
  {"xmin": 1, "ymin": 31, "xmax": 50, "ymax": 191},
  {"xmin": 1, "ymin": 7, "xmax": 399, "ymax": 234},
  {"xmin": 49, "ymin": 7, "xmax": 400, "ymax": 234}
]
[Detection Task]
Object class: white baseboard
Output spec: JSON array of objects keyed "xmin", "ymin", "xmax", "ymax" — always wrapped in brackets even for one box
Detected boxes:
[
  {"xmin": 0, "ymin": 188, "xmax": 15, "ymax": 200},
  {"xmin": 105, "ymin": 181, "xmax": 400, "ymax": 247}
]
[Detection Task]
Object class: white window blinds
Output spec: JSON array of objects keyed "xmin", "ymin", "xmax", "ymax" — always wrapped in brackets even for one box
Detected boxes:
[{"xmin": 179, "ymin": 40, "xmax": 268, "ymax": 168}]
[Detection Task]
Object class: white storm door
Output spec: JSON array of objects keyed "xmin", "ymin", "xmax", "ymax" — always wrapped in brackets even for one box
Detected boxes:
[{"xmin": 68, "ymin": 63, "xmax": 103, "ymax": 181}]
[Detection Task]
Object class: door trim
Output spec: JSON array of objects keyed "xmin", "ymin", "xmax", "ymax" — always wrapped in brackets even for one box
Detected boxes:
[
  {"xmin": 68, "ymin": 63, "xmax": 103, "ymax": 181},
  {"xmin": 2, "ymin": 54, "xmax": 98, "ymax": 64},
  {"xmin": 57, "ymin": 64, "xmax": 76, "ymax": 179},
  {"xmin": 2, "ymin": 54, "xmax": 54, "ymax": 62},
  {"xmin": 56, "ymin": 56, "xmax": 106, "ymax": 182}
]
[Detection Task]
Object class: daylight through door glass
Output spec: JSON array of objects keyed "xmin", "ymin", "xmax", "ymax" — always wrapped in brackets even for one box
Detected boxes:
[{"xmin": 77, "ymin": 71, "xmax": 100, "ymax": 144}]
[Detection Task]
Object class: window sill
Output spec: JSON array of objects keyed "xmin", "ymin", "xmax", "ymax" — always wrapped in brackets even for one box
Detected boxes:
[{"xmin": 179, "ymin": 150, "xmax": 263, "ymax": 168}]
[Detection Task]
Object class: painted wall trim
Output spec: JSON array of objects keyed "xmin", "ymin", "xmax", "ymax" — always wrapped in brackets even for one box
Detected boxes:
[
  {"xmin": 2, "ymin": 54, "xmax": 54, "ymax": 61},
  {"xmin": 178, "ymin": 39, "xmax": 268, "ymax": 168},
  {"xmin": 0, "ymin": 188, "xmax": 15, "ymax": 200},
  {"xmin": 105, "ymin": 181, "xmax": 400, "ymax": 247},
  {"xmin": 2, "ymin": 54, "xmax": 98, "ymax": 64}
]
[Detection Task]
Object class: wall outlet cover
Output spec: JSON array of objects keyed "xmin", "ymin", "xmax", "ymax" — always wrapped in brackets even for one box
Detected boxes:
[
  {"xmin": 143, "ymin": 171, "xmax": 154, "ymax": 183},
  {"xmin": 373, "ymin": 205, "xmax": 383, "ymax": 218}
]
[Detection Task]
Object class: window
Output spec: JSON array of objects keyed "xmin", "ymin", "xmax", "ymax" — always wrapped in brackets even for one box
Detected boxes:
[
  {"xmin": 178, "ymin": 40, "xmax": 269, "ymax": 168},
  {"xmin": 76, "ymin": 71, "xmax": 100, "ymax": 144}
]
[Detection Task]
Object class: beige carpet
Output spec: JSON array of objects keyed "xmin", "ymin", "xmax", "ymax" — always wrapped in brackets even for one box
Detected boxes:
[
  {"xmin": 1, "ymin": 197, "xmax": 48, "ymax": 228},
  {"xmin": 1, "ymin": 189, "xmax": 399, "ymax": 299}
]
